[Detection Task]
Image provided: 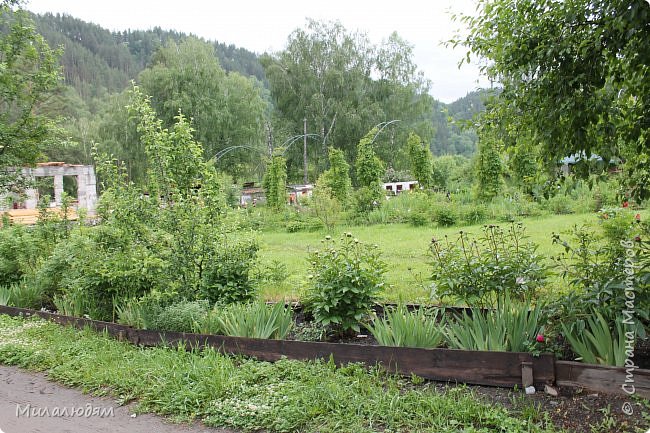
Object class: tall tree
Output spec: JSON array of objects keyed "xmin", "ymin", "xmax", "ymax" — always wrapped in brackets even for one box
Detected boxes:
[
  {"xmin": 138, "ymin": 37, "xmax": 267, "ymax": 181},
  {"xmin": 0, "ymin": 0, "xmax": 61, "ymax": 191},
  {"xmin": 262, "ymin": 20, "xmax": 433, "ymax": 180},
  {"xmin": 455, "ymin": 0, "xmax": 650, "ymax": 200}
]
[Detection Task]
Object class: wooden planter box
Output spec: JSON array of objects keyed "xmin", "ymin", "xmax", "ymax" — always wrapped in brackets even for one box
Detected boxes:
[{"xmin": 1, "ymin": 305, "xmax": 648, "ymax": 397}]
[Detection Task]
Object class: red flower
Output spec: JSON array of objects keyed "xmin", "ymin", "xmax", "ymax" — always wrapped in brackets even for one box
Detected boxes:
[
  {"xmin": 635, "ymin": 213, "xmax": 641, "ymax": 221},
  {"xmin": 635, "ymin": 236, "xmax": 642, "ymax": 242},
  {"xmin": 622, "ymin": 201, "xmax": 629, "ymax": 208},
  {"xmin": 536, "ymin": 334, "xmax": 544, "ymax": 343}
]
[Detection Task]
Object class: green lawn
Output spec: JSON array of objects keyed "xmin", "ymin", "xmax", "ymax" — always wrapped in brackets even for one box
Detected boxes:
[{"xmin": 257, "ymin": 212, "xmax": 600, "ymax": 302}]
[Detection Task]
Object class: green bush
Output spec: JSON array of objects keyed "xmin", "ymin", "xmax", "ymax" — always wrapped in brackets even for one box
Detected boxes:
[
  {"xmin": 304, "ymin": 233, "xmax": 386, "ymax": 332},
  {"xmin": 52, "ymin": 225, "xmax": 166, "ymax": 321},
  {"xmin": 430, "ymin": 223, "xmax": 547, "ymax": 306},
  {"xmin": 150, "ymin": 300, "xmax": 211, "ymax": 333},
  {"xmin": 217, "ymin": 302, "xmax": 293, "ymax": 339},
  {"xmin": 353, "ymin": 185, "xmax": 384, "ymax": 216},
  {"xmin": 0, "ymin": 224, "xmax": 54, "ymax": 289},
  {"xmin": 367, "ymin": 306, "xmax": 446, "ymax": 348},
  {"xmin": 433, "ymin": 203, "xmax": 458, "ymax": 227},
  {"xmin": 445, "ymin": 297, "xmax": 545, "ymax": 352},
  {"xmin": 200, "ymin": 235, "xmax": 258, "ymax": 305},
  {"xmin": 407, "ymin": 208, "xmax": 430, "ymax": 227},
  {"xmin": 544, "ymin": 195, "xmax": 573, "ymax": 215},
  {"xmin": 461, "ymin": 205, "xmax": 488, "ymax": 225},
  {"xmin": 551, "ymin": 210, "xmax": 649, "ymax": 336}
]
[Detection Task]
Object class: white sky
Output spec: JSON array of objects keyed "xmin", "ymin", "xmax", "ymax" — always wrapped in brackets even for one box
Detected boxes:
[{"xmin": 25, "ymin": 0, "xmax": 489, "ymax": 103}]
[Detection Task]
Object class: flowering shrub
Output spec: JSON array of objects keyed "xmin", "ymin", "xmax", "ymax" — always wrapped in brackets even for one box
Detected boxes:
[
  {"xmin": 304, "ymin": 233, "xmax": 386, "ymax": 332},
  {"xmin": 429, "ymin": 223, "xmax": 547, "ymax": 307}
]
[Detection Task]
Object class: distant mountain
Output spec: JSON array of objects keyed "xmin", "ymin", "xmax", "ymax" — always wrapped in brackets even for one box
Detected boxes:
[
  {"xmin": 32, "ymin": 12, "xmax": 266, "ymax": 103},
  {"xmin": 429, "ymin": 89, "xmax": 493, "ymax": 156}
]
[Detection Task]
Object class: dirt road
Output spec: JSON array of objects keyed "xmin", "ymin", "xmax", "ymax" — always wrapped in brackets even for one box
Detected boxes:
[{"xmin": 0, "ymin": 365, "xmax": 235, "ymax": 433}]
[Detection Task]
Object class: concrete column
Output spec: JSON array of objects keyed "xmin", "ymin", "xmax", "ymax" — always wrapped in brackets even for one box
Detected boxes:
[
  {"xmin": 24, "ymin": 188, "xmax": 38, "ymax": 209},
  {"xmin": 77, "ymin": 175, "xmax": 86, "ymax": 209},
  {"xmin": 76, "ymin": 167, "xmax": 97, "ymax": 214},
  {"xmin": 53, "ymin": 175, "xmax": 64, "ymax": 206}
]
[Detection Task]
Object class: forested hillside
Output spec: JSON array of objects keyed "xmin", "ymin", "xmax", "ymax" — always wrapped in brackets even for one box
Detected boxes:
[
  {"xmin": 22, "ymin": 11, "xmax": 485, "ymax": 183},
  {"xmin": 33, "ymin": 13, "xmax": 266, "ymax": 100}
]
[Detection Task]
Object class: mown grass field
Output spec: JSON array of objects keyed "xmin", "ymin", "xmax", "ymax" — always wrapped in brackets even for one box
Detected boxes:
[{"xmin": 257, "ymin": 212, "xmax": 605, "ymax": 302}]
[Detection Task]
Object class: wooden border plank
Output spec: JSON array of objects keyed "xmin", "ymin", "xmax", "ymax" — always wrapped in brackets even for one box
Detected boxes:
[
  {"xmin": 556, "ymin": 360, "xmax": 650, "ymax": 398},
  {"xmin": 129, "ymin": 328, "xmax": 555, "ymax": 387},
  {"xmin": 9, "ymin": 305, "xmax": 650, "ymax": 395}
]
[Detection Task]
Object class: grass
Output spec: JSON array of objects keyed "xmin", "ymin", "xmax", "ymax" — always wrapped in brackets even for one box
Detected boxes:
[
  {"xmin": 257, "ymin": 212, "xmax": 598, "ymax": 302},
  {"xmin": 0, "ymin": 314, "xmax": 560, "ymax": 433}
]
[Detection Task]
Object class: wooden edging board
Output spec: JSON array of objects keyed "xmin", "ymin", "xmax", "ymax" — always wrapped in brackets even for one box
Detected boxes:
[
  {"xmin": 3, "ymin": 305, "xmax": 648, "ymax": 397},
  {"xmin": 556, "ymin": 360, "xmax": 650, "ymax": 399}
]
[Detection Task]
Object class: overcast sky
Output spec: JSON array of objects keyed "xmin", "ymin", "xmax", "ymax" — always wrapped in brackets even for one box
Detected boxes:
[{"xmin": 25, "ymin": 0, "xmax": 489, "ymax": 103}]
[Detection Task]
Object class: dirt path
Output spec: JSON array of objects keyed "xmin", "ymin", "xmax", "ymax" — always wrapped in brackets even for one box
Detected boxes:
[{"xmin": 0, "ymin": 365, "xmax": 235, "ymax": 433}]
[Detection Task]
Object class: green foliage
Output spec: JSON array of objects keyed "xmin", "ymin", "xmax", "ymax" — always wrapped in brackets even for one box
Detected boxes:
[
  {"xmin": 199, "ymin": 233, "xmax": 259, "ymax": 305},
  {"xmin": 0, "ymin": 3, "xmax": 62, "ymax": 192},
  {"xmin": 4, "ymin": 280, "xmax": 44, "ymax": 309},
  {"xmin": 406, "ymin": 132, "xmax": 434, "ymax": 189},
  {"xmin": 309, "ymin": 184, "xmax": 342, "ymax": 232},
  {"xmin": 355, "ymin": 128, "xmax": 385, "ymax": 188},
  {"xmin": 52, "ymin": 287, "xmax": 86, "ymax": 317},
  {"xmin": 4, "ymin": 86, "xmax": 260, "ymax": 320},
  {"xmin": 445, "ymin": 297, "xmax": 545, "ymax": 352},
  {"xmin": 352, "ymin": 185, "xmax": 384, "ymax": 216},
  {"xmin": 262, "ymin": 20, "xmax": 433, "ymax": 179},
  {"xmin": 509, "ymin": 143, "xmax": 542, "ymax": 195},
  {"xmin": 304, "ymin": 233, "xmax": 386, "ymax": 332},
  {"xmin": 432, "ymin": 203, "xmax": 458, "ymax": 227},
  {"xmin": 430, "ymin": 223, "xmax": 547, "ymax": 306},
  {"xmin": 116, "ymin": 294, "xmax": 167, "ymax": 330},
  {"xmin": 263, "ymin": 155, "xmax": 287, "ymax": 210},
  {"xmin": 217, "ymin": 302, "xmax": 293, "ymax": 339},
  {"xmin": 543, "ymin": 195, "xmax": 573, "ymax": 215},
  {"xmin": 139, "ymin": 37, "xmax": 267, "ymax": 181},
  {"xmin": 0, "ymin": 285, "xmax": 9, "ymax": 305},
  {"xmin": 317, "ymin": 147, "xmax": 352, "ymax": 206},
  {"xmin": 475, "ymin": 137, "xmax": 503, "ymax": 201},
  {"xmin": 455, "ymin": 0, "xmax": 650, "ymax": 201},
  {"xmin": 551, "ymin": 211, "xmax": 649, "ymax": 332},
  {"xmin": 561, "ymin": 311, "xmax": 628, "ymax": 366},
  {"xmin": 462, "ymin": 205, "xmax": 488, "ymax": 225},
  {"xmin": 150, "ymin": 300, "xmax": 211, "ymax": 333},
  {"xmin": 192, "ymin": 306, "xmax": 223, "ymax": 335},
  {"xmin": 367, "ymin": 306, "xmax": 446, "ymax": 348}
]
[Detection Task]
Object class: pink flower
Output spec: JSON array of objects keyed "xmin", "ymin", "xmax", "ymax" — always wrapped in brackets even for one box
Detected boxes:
[
  {"xmin": 622, "ymin": 201, "xmax": 629, "ymax": 208},
  {"xmin": 536, "ymin": 334, "xmax": 544, "ymax": 343},
  {"xmin": 635, "ymin": 213, "xmax": 641, "ymax": 221}
]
